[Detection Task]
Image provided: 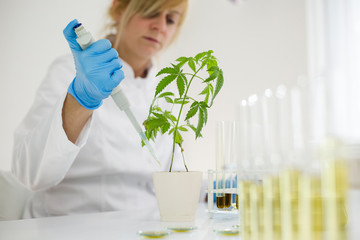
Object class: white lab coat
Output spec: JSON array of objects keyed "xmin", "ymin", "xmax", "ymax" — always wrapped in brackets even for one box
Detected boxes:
[{"xmin": 12, "ymin": 54, "xmax": 184, "ymax": 218}]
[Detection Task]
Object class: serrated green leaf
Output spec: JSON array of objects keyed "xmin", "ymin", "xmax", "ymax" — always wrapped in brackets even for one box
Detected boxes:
[
  {"xmin": 179, "ymin": 73, "xmax": 188, "ymax": 86},
  {"xmin": 174, "ymin": 130, "xmax": 183, "ymax": 145},
  {"xmin": 153, "ymin": 112, "xmax": 165, "ymax": 119},
  {"xmin": 209, "ymin": 84, "xmax": 214, "ymax": 94},
  {"xmin": 200, "ymin": 86, "xmax": 211, "ymax": 105},
  {"xmin": 200, "ymin": 85, "xmax": 210, "ymax": 95},
  {"xmin": 143, "ymin": 131, "xmax": 152, "ymax": 145},
  {"xmin": 178, "ymin": 126, "xmax": 188, "ymax": 131},
  {"xmin": 171, "ymin": 63, "xmax": 180, "ymax": 73},
  {"xmin": 204, "ymin": 71, "xmax": 218, "ymax": 82},
  {"xmin": 204, "ymin": 92, "xmax": 209, "ymax": 105},
  {"xmin": 153, "ymin": 106, "xmax": 162, "ymax": 112},
  {"xmin": 144, "ymin": 118, "xmax": 167, "ymax": 130},
  {"xmin": 156, "ymin": 67, "xmax": 177, "ymax": 77},
  {"xmin": 161, "ymin": 122, "xmax": 170, "ymax": 134},
  {"xmin": 164, "ymin": 97, "xmax": 174, "ymax": 104},
  {"xmin": 201, "ymin": 107, "xmax": 208, "ymax": 124},
  {"xmin": 174, "ymin": 98, "xmax": 190, "ymax": 104},
  {"xmin": 195, "ymin": 110, "xmax": 204, "ymax": 139},
  {"xmin": 186, "ymin": 121, "xmax": 203, "ymax": 138},
  {"xmin": 199, "ymin": 101, "xmax": 209, "ymax": 109},
  {"xmin": 158, "ymin": 92, "xmax": 175, "ymax": 98},
  {"xmin": 194, "ymin": 51, "xmax": 207, "ymax": 62},
  {"xmin": 200, "ymin": 59, "xmax": 208, "ymax": 69},
  {"xmin": 210, "ymin": 69, "xmax": 224, "ymax": 106},
  {"xmin": 169, "ymin": 127, "xmax": 175, "ymax": 135},
  {"xmin": 153, "ymin": 129, "xmax": 158, "ymax": 139},
  {"xmin": 164, "ymin": 111, "xmax": 177, "ymax": 122},
  {"xmin": 187, "ymin": 122, "xmax": 196, "ymax": 131},
  {"xmin": 155, "ymin": 74, "xmax": 177, "ymax": 96},
  {"xmin": 176, "ymin": 75, "xmax": 185, "ymax": 97},
  {"xmin": 176, "ymin": 61, "xmax": 187, "ymax": 69},
  {"xmin": 207, "ymin": 65, "xmax": 219, "ymax": 72},
  {"xmin": 145, "ymin": 129, "xmax": 153, "ymax": 139},
  {"xmin": 199, "ymin": 50, "xmax": 212, "ymax": 68},
  {"xmin": 185, "ymin": 106, "xmax": 198, "ymax": 121},
  {"xmin": 188, "ymin": 58, "xmax": 196, "ymax": 72},
  {"xmin": 207, "ymin": 59, "xmax": 218, "ymax": 70},
  {"xmin": 176, "ymin": 56, "xmax": 188, "ymax": 62},
  {"xmin": 189, "ymin": 101, "xmax": 198, "ymax": 109}
]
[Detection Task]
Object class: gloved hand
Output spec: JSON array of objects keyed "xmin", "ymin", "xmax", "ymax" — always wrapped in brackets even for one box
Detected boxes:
[{"xmin": 63, "ymin": 19, "xmax": 124, "ymax": 109}]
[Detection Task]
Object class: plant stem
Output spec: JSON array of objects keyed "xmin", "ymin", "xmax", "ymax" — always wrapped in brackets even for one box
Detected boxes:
[
  {"xmin": 180, "ymin": 144, "xmax": 188, "ymax": 171},
  {"xmin": 183, "ymin": 73, "xmax": 205, "ymax": 81},
  {"xmin": 169, "ymin": 66, "xmax": 204, "ymax": 172}
]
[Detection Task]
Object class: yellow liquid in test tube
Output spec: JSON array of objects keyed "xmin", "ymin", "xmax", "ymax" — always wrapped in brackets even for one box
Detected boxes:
[
  {"xmin": 264, "ymin": 176, "xmax": 281, "ymax": 240},
  {"xmin": 280, "ymin": 169, "xmax": 300, "ymax": 240},
  {"xmin": 250, "ymin": 182, "xmax": 264, "ymax": 240},
  {"xmin": 323, "ymin": 160, "xmax": 348, "ymax": 240},
  {"xmin": 240, "ymin": 180, "xmax": 251, "ymax": 240},
  {"xmin": 299, "ymin": 174, "xmax": 323, "ymax": 240}
]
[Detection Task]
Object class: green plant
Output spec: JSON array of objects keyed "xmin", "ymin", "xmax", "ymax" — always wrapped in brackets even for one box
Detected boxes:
[{"xmin": 143, "ymin": 50, "xmax": 224, "ymax": 172}]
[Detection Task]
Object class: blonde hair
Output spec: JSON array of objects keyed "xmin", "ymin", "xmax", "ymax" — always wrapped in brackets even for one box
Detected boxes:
[{"xmin": 108, "ymin": 0, "xmax": 188, "ymax": 49}]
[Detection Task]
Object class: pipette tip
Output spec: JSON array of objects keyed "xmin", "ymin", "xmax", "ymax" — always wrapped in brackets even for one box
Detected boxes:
[{"xmin": 140, "ymin": 134, "xmax": 161, "ymax": 166}]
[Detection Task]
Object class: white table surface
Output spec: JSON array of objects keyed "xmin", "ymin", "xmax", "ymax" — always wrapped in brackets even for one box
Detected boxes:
[
  {"xmin": 2, "ymin": 194, "xmax": 359, "ymax": 240},
  {"xmin": 0, "ymin": 203, "xmax": 240, "ymax": 240}
]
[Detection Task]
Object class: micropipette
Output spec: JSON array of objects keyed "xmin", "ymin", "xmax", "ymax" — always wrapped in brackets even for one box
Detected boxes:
[{"xmin": 73, "ymin": 23, "xmax": 160, "ymax": 166}]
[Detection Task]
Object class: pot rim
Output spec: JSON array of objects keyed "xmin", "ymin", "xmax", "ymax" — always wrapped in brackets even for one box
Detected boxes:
[{"xmin": 152, "ymin": 171, "xmax": 203, "ymax": 174}]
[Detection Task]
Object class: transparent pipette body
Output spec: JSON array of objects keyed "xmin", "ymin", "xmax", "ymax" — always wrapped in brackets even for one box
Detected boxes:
[{"xmin": 73, "ymin": 23, "xmax": 160, "ymax": 166}]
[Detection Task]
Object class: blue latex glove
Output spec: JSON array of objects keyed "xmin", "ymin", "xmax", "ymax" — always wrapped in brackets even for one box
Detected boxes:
[{"xmin": 63, "ymin": 19, "xmax": 124, "ymax": 109}]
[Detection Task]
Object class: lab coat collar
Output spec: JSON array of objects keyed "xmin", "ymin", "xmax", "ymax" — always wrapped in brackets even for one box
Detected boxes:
[
  {"xmin": 120, "ymin": 58, "xmax": 154, "ymax": 80},
  {"xmin": 119, "ymin": 58, "xmax": 157, "ymax": 90}
]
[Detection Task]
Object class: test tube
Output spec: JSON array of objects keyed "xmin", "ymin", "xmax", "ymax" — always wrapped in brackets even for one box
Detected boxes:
[
  {"xmin": 248, "ymin": 94, "xmax": 266, "ymax": 170},
  {"xmin": 345, "ymin": 143, "xmax": 360, "ymax": 240},
  {"xmin": 215, "ymin": 121, "xmax": 226, "ymax": 209},
  {"xmin": 216, "ymin": 121, "xmax": 238, "ymax": 210},
  {"xmin": 232, "ymin": 120, "xmax": 241, "ymax": 209},
  {"xmin": 276, "ymin": 85, "xmax": 301, "ymax": 240},
  {"xmin": 321, "ymin": 138, "xmax": 349, "ymax": 240},
  {"xmin": 248, "ymin": 94, "xmax": 265, "ymax": 239},
  {"xmin": 261, "ymin": 88, "xmax": 282, "ymax": 240},
  {"xmin": 240, "ymin": 178, "xmax": 251, "ymax": 240},
  {"xmin": 299, "ymin": 169, "xmax": 323, "ymax": 240},
  {"xmin": 237, "ymin": 100, "xmax": 251, "ymax": 171},
  {"xmin": 237, "ymin": 100, "xmax": 251, "ymax": 240},
  {"xmin": 291, "ymin": 80, "xmax": 324, "ymax": 240},
  {"xmin": 262, "ymin": 89, "xmax": 282, "ymax": 169},
  {"xmin": 224, "ymin": 121, "xmax": 234, "ymax": 209}
]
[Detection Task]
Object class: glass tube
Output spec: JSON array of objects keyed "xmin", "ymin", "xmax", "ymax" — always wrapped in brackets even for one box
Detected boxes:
[
  {"xmin": 248, "ymin": 94, "xmax": 266, "ymax": 170},
  {"xmin": 276, "ymin": 85, "xmax": 300, "ymax": 240},
  {"xmin": 262, "ymin": 88, "xmax": 282, "ymax": 240},
  {"xmin": 299, "ymin": 170, "xmax": 323, "ymax": 240},
  {"xmin": 237, "ymin": 100, "xmax": 251, "ymax": 240},
  {"xmin": 321, "ymin": 138, "xmax": 348, "ymax": 240},
  {"xmin": 216, "ymin": 121, "xmax": 225, "ymax": 209},
  {"xmin": 216, "ymin": 121, "xmax": 239, "ymax": 210}
]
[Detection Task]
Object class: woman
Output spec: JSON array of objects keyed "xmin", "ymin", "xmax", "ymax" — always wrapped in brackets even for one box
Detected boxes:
[{"xmin": 12, "ymin": 0, "xmax": 188, "ymax": 218}]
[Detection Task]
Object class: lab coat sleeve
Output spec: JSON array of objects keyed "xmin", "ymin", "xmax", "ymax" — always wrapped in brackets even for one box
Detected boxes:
[{"xmin": 11, "ymin": 55, "xmax": 92, "ymax": 191}]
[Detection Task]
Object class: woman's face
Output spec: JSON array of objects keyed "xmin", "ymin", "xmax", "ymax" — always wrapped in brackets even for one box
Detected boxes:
[{"xmin": 117, "ymin": 4, "xmax": 185, "ymax": 61}]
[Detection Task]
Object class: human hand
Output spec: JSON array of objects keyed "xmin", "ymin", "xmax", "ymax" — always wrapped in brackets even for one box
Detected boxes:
[{"xmin": 63, "ymin": 19, "xmax": 124, "ymax": 109}]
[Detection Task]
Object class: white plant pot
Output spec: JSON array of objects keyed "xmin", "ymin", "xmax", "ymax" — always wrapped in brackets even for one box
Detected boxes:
[{"xmin": 152, "ymin": 171, "xmax": 203, "ymax": 222}]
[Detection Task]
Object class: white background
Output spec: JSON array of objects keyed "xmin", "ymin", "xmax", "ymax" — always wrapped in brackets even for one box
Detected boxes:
[{"xmin": 0, "ymin": 0, "xmax": 306, "ymax": 171}]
